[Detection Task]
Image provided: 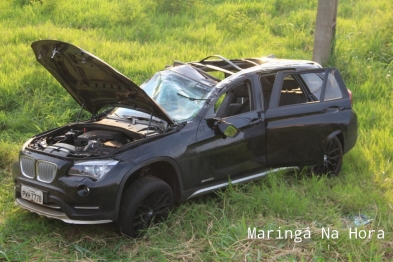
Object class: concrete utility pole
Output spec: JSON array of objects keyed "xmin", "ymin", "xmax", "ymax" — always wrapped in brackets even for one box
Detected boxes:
[{"xmin": 312, "ymin": 0, "xmax": 338, "ymax": 65}]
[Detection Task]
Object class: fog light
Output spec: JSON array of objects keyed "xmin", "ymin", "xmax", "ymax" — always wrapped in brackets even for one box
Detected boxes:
[{"xmin": 77, "ymin": 185, "xmax": 90, "ymax": 196}]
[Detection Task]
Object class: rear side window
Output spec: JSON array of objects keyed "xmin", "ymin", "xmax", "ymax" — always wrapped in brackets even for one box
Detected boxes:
[
  {"xmin": 301, "ymin": 73, "xmax": 323, "ymax": 100},
  {"xmin": 264, "ymin": 68, "xmax": 345, "ymax": 110},
  {"xmin": 279, "ymin": 75, "xmax": 307, "ymax": 106},
  {"xmin": 301, "ymin": 71, "xmax": 343, "ymax": 102},
  {"xmin": 324, "ymin": 71, "xmax": 343, "ymax": 101}
]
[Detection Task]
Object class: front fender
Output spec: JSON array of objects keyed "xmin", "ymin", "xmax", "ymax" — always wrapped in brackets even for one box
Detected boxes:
[{"xmin": 113, "ymin": 157, "xmax": 183, "ymax": 221}]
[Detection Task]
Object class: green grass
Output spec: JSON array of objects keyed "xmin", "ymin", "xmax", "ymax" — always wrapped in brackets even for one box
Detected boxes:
[{"xmin": 1, "ymin": 0, "xmax": 393, "ymax": 260}]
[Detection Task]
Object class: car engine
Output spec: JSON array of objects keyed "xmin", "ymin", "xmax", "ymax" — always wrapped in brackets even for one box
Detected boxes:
[{"xmin": 29, "ymin": 128, "xmax": 133, "ymax": 157}]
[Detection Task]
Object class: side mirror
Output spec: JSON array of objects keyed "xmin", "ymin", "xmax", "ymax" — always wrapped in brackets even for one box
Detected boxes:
[
  {"xmin": 206, "ymin": 117, "xmax": 239, "ymax": 138},
  {"xmin": 218, "ymin": 122, "xmax": 239, "ymax": 138}
]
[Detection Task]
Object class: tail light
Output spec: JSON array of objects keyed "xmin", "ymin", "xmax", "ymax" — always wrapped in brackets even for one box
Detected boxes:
[{"xmin": 347, "ymin": 89, "xmax": 353, "ymax": 107}]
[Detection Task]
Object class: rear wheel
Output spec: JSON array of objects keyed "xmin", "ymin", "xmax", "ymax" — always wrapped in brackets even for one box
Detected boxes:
[
  {"xmin": 117, "ymin": 176, "xmax": 174, "ymax": 238},
  {"xmin": 312, "ymin": 136, "xmax": 343, "ymax": 175}
]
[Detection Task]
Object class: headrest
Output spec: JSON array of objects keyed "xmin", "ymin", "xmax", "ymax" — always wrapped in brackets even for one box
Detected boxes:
[{"xmin": 232, "ymin": 83, "xmax": 249, "ymax": 97}]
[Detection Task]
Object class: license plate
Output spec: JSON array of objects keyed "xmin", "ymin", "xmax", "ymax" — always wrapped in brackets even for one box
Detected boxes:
[{"xmin": 21, "ymin": 185, "xmax": 43, "ymax": 205}]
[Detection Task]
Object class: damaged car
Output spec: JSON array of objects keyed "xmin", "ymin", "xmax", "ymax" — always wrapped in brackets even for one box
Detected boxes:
[{"xmin": 12, "ymin": 40, "xmax": 358, "ymax": 237}]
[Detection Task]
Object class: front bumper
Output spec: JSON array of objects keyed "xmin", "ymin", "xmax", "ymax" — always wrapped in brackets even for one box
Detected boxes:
[
  {"xmin": 13, "ymin": 151, "xmax": 134, "ymax": 224},
  {"xmin": 15, "ymin": 198, "xmax": 112, "ymax": 224}
]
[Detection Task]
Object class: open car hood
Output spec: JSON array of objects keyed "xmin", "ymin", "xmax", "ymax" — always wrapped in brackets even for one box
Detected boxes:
[{"xmin": 31, "ymin": 40, "xmax": 174, "ymax": 125}]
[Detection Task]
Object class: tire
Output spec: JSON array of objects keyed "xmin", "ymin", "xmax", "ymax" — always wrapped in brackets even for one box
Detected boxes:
[
  {"xmin": 117, "ymin": 176, "xmax": 174, "ymax": 238},
  {"xmin": 312, "ymin": 136, "xmax": 343, "ymax": 176}
]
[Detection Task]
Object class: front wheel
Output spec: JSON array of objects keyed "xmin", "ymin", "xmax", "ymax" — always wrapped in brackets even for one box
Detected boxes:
[
  {"xmin": 117, "ymin": 176, "xmax": 174, "ymax": 238},
  {"xmin": 312, "ymin": 136, "xmax": 343, "ymax": 175}
]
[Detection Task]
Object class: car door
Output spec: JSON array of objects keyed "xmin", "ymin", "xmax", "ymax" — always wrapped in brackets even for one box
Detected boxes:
[
  {"xmin": 264, "ymin": 68, "xmax": 352, "ymax": 168},
  {"xmin": 193, "ymin": 77, "xmax": 266, "ymax": 185}
]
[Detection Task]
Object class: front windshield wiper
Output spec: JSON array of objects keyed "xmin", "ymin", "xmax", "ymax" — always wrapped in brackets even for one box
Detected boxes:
[
  {"xmin": 177, "ymin": 92, "xmax": 209, "ymax": 101},
  {"xmin": 91, "ymin": 107, "xmax": 113, "ymax": 122},
  {"xmin": 112, "ymin": 112, "xmax": 121, "ymax": 118},
  {"xmin": 126, "ymin": 115, "xmax": 162, "ymax": 124}
]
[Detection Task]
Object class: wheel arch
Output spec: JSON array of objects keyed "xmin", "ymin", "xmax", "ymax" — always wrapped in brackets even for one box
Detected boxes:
[
  {"xmin": 326, "ymin": 130, "xmax": 344, "ymax": 150},
  {"xmin": 314, "ymin": 130, "xmax": 344, "ymax": 175},
  {"xmin": 114, "ymin": 157, "xmax": 183, "ymax": 221}
]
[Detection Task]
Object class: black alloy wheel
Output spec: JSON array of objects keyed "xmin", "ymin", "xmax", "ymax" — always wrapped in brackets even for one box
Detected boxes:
[
  {"xmin": 312, "ymin": 136, "xmax": 343, "ymax": 175},
  {"xmin": 118, "ymin": 176, "xmax": 174, "ymax": 238}
]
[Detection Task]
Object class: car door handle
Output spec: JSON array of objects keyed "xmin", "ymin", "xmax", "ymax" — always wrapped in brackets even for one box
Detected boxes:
[{"xmin": 323, "ymin": 106, "xmax": 344, "ymax": 112}]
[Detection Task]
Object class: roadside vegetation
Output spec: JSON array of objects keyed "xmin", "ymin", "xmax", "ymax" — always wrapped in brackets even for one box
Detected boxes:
[{"xmin": 0, "ymin": 0, "xmax": 392, "ymax": 260}]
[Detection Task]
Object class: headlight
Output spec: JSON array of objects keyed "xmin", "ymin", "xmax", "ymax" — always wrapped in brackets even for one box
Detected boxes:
[{"xmin": 68, "ymin": 160, "xmax": 118, "ymax": 179}]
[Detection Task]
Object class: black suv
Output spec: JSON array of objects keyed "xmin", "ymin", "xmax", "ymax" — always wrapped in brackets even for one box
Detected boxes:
[{"xmin": 13, "ymin": 40, "xmax": 358, "ymax": 237}]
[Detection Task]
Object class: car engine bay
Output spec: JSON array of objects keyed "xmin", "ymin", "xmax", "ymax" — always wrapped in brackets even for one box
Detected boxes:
[{"xmin": 28, "ymin": 127, "xmax": 135, "ymax": 157}]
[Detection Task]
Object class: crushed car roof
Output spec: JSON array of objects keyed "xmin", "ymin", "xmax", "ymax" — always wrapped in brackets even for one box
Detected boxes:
[
  {"xmin": 31, "ymin": 40, "xmax": 321, "ymax": 125},
  {"xmin": 181, "ymin": 54, "xmax": 321, "ymax": 76}
]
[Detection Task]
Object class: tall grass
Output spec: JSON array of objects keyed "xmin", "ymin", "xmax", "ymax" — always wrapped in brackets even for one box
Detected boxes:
[{"xmin": 0, "ymin": 0, "xmax": 392, "ymax": 260}]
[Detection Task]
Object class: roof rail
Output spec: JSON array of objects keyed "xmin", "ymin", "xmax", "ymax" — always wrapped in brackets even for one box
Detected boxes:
[
  {"xmin": 198, "ymin": 55, "xmax": 242, "ymax": 71},
  {"xmin": 186, "ymin": 55, "xmax": 266, "ymax": 75}
]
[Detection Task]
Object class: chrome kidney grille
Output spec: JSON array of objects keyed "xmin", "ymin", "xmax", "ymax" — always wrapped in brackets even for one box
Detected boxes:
[
  {"xmin": 20, "ymin": 156, "xmax": 35, "ymax": 178},
  {"xmin": 20, "ymin": 156, "xmax": 57, "ymax": 183},
  {"xmin": 37, "ymin": 161, "xmax": 57, "ymax": 183}
]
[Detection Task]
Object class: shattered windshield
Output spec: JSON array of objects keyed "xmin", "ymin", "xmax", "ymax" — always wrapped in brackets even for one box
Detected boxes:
[{"xmin": 140, "ymin": 68, "xmax": 215, "ymax": 122}]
